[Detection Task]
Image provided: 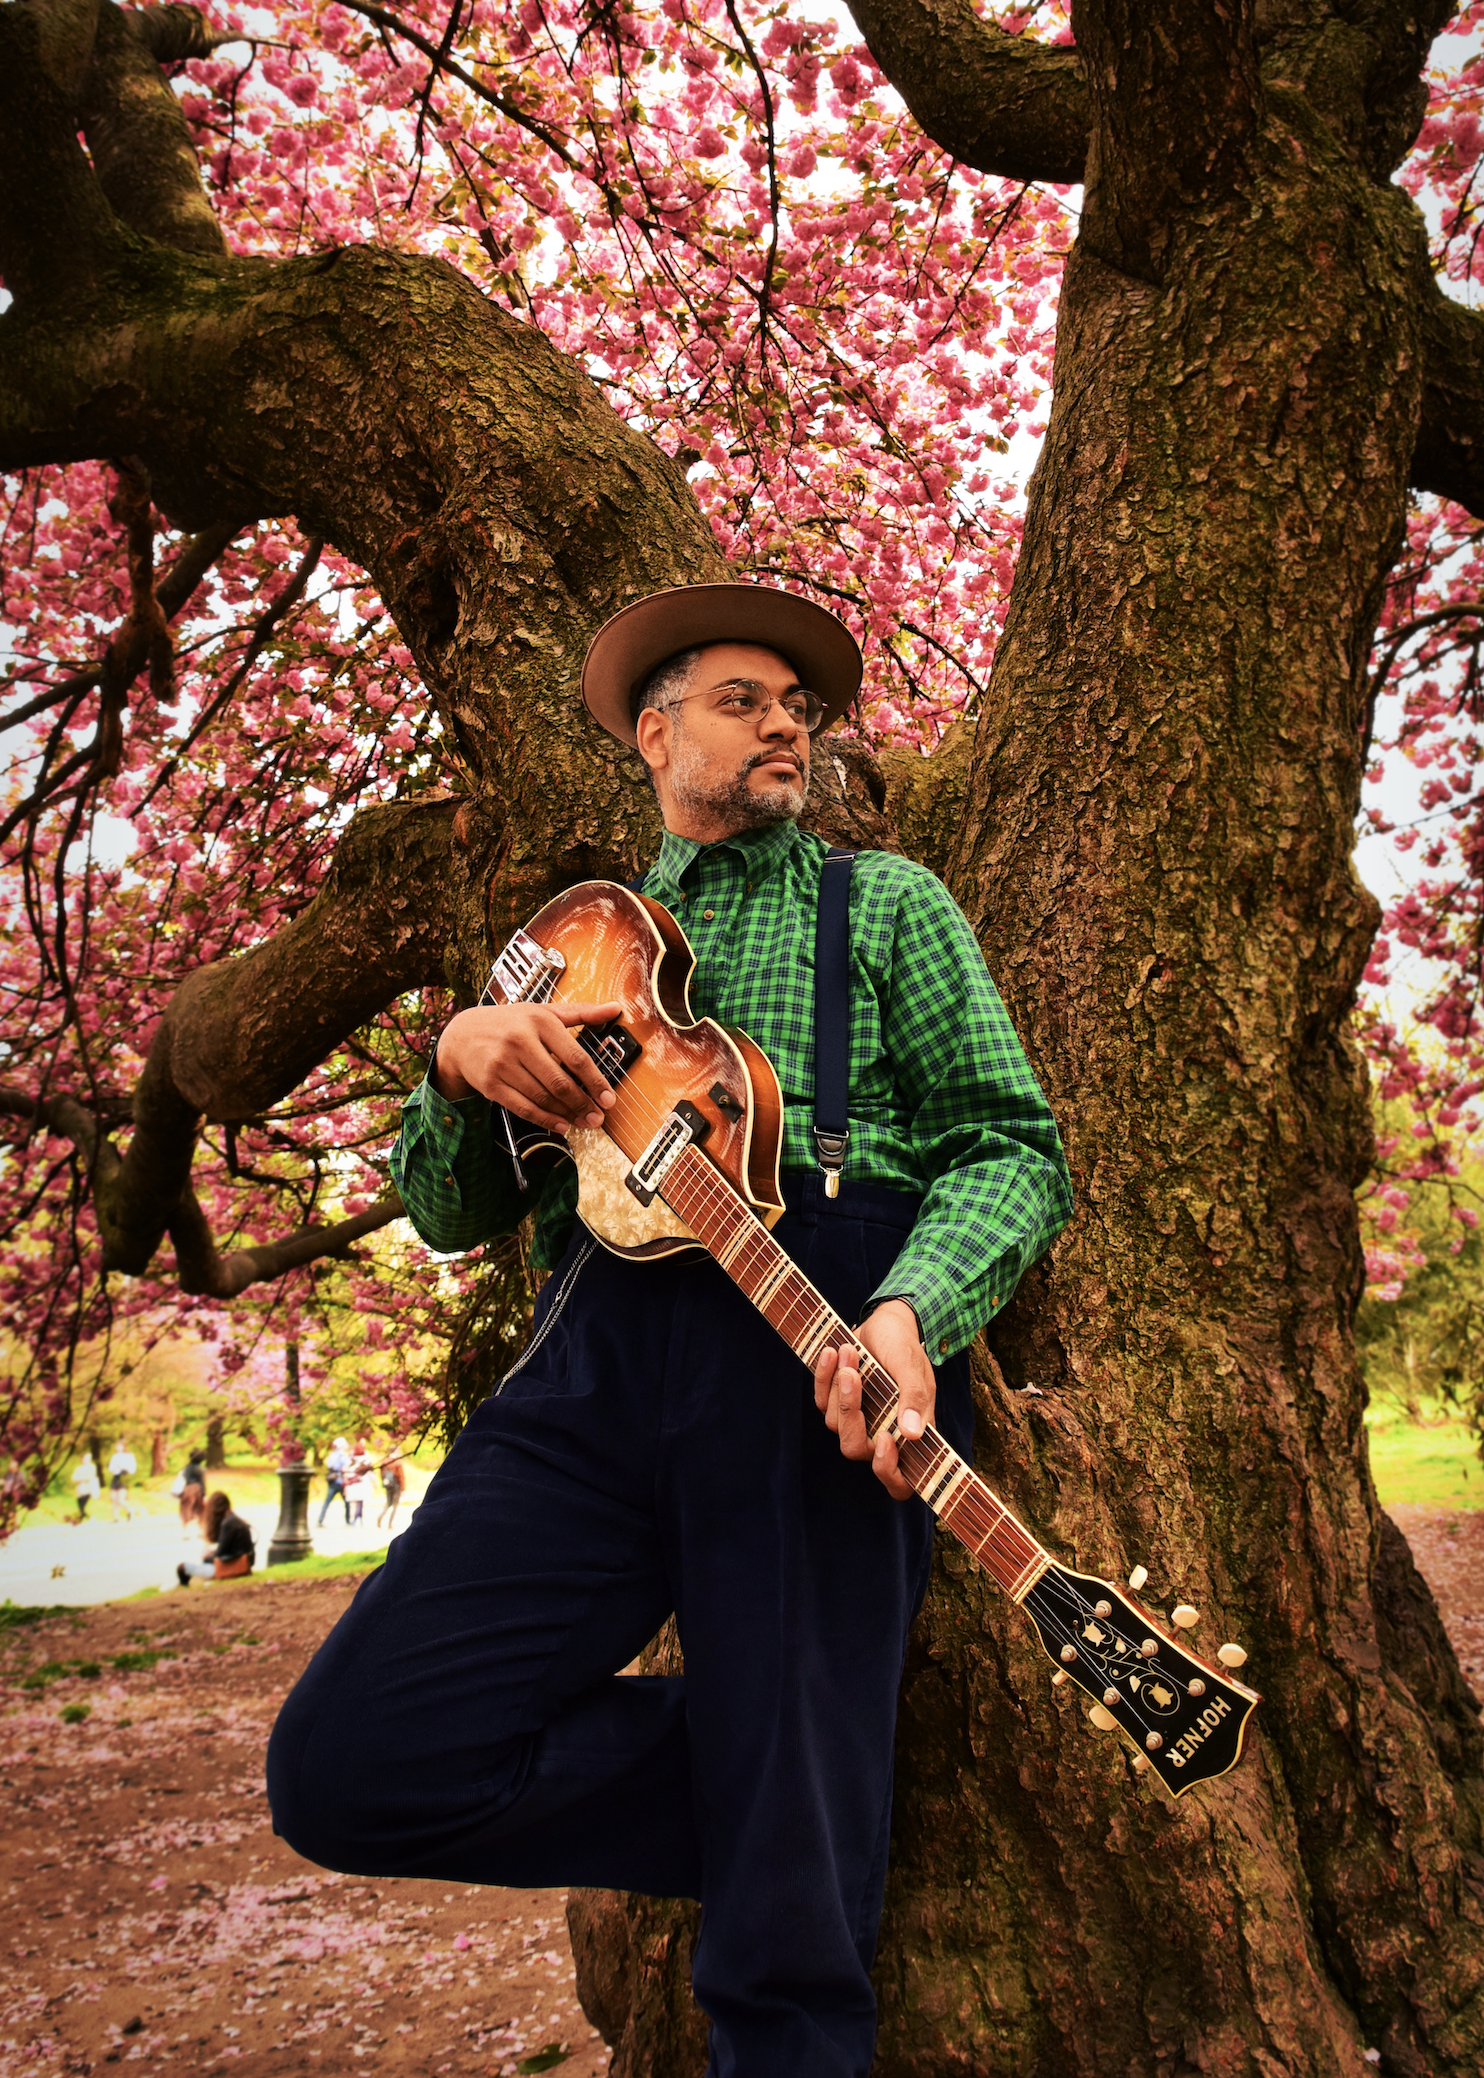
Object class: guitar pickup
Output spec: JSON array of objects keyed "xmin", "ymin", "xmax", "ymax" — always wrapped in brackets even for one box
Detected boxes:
[
  {"xmin": 588, "ymin": 1020, "xmax": 642, "ymax": 1086},
  {"xmin": 625, "ymin": 1099, "xmax": 710, "ymax": 1205}
]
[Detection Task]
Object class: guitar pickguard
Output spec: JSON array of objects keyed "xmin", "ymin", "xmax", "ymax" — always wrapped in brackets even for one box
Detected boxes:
[{"xmin": 568, "ymin": 1125, "xmax": 702, "ymax": 1257}]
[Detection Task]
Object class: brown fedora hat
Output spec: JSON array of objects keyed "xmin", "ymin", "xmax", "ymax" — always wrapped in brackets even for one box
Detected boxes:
[{"xmin": 581, "ymin": 582, "xmax": 862, "ymax": 749}]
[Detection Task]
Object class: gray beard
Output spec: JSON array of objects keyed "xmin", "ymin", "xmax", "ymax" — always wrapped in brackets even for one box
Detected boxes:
[{"xmin": 668, "ymin": 733, "xmax": 808, "ymax": 831}]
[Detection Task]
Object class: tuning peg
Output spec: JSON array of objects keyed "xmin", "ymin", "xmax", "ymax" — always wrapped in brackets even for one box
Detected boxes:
[
  {"xmin": 1216, "ymin": 1643, "xmax": 1248, "ymax": 1669},
  {"xmin": 1051, "ymin": 1669, "xmax": 1070, "ymax": 1687},
  {"xmin": 1128, "ymin": 1565, "xmax": 1148, "ymax": 1590},
  {"xmin": 1087, "ymin": 1704, "xmax": 1118, "ymax": 1731},
  {"xmin": 1171, "ymin": 1605, "xmax": 1200, "ymax": 1629}
]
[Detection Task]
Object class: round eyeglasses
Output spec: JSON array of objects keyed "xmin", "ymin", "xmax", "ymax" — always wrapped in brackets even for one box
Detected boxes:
[{"xmin": 671, "ymin": 685, "xmax": 825, "ymax": 733}]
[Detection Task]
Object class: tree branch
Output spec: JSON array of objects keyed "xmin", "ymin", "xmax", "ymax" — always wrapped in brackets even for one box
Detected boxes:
[
  {"xmin": 1074, "ymin": 0, "xmax": 1260, "ymax": 282},
  {"xmin": 0, "ymin": 794, "xmax": 459, "ymax": 1280},
  {"xmin": 844, "ymin": 0, "xmax": 1087, "ymax": 185},
  {"xmin": 0, "ymin": 1079, "xmax": 406, "ymax": 1296},
  {"xmin": 124, "ymin": 4, "xmax": 220, "ymax": 65},
  {"xmin": 1413, "ymin": 277, "xmax": 1484, "ymax": 521},
  {"xmin": 0, "ymin": 0, "xmax": 123, "ymax": 302},
  {"xmin": 79, "ymin": 0, "xmax": 227, "ymax": 256},
  {"xmin": 166, "ymin": 1187, "xmax": 404, "ymax": 1299}
]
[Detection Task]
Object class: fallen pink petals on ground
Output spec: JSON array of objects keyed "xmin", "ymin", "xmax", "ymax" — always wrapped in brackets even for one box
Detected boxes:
[{"xmin": 0, "ymin": 1576, "xmax": 610, "ymax": 2078}]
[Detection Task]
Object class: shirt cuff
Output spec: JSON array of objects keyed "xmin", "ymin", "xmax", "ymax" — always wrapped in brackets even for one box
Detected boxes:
[
  {"xmin": 413, "ymin": 1067, "xmax": 489, "ymax": 1163},
  {"xmin": 865, "ymin": 1268, "xmax": 1005, "ymax": 1363}
]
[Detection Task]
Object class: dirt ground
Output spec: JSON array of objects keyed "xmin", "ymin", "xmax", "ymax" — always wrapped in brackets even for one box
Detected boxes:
[
  {"xmin": 5, "ymin": 1512, "xmax": 1484, "ymax": 2078},
  {"xmin": 1387, "ymin": 1504, "xmax": 1484, "ymax": 1700},
  {"xmin": 0, "ymin": 1574, "xmax": 609, "ymax": 2078}
]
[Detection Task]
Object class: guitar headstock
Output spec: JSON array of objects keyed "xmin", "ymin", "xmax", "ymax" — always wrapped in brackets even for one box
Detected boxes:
[{"xmin": 1021, "ymin": 1562, "xmax": 1260, "ymax": 1797}]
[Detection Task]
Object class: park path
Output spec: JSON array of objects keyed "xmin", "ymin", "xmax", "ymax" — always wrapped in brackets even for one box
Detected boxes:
[
  {"xmin": 0, "ymin": 1573, "xmax": 608, "ymax": 2078},
  {"xmin": 3, "ymin": 1513, "xmax": 1483, "ymax": 2078}
]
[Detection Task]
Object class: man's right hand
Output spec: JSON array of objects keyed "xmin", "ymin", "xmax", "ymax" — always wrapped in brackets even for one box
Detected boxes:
[{"xmin": 430, "ymin": 1001, "xmax": 623, "ymax": 1134}]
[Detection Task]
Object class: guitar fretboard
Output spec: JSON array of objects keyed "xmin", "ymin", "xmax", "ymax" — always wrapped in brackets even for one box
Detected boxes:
[{"xmin": 662, "ymin": 1146, "xmax": 1049, "ymax": 1601}]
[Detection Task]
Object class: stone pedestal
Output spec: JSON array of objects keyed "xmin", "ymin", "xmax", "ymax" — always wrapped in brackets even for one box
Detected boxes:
[{"xmin": 266, "ymin": 1461, "xmax": 314, "ymax": 1566}]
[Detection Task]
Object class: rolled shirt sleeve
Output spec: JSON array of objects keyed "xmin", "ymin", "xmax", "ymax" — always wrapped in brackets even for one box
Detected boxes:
[
  {"xmin": 389, "ymin": 1071, "xmax": 527, "ymax": 1254},
  {"xmin": 863, "ymin": 867, "xmax": 1072, "ymax": 1359}
]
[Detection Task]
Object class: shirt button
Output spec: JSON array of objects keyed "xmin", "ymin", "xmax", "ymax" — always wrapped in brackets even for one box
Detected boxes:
[
  {"xmin": 442, "ymin": 1114, "xmax": 454, "ymax": 1125},
  {"xmin": 938, "ymin": 1338, "xmax": 950, "ymax": 1355},
  {"xmin": 444, "ymin": 1174, "xmax": 455, "ymax": 1186},
  {"xmin": 703, "ymin": 908, "xmax": 715, "ymax": 921}
]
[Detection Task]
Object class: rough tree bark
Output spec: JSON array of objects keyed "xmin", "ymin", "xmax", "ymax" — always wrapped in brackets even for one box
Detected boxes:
[
  {"xmin": 0, "ymin": 0, "xmax": 893, "ymax": 1285},
  {"xmin": 6, "ymin": 0, "xmax": 1484, "ymax": 2071},
  {"xmin": 567, "ymin": 3, "xmax": 1484, "ymax": 2075}
]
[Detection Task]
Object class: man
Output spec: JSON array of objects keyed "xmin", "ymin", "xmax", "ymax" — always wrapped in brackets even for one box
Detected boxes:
[{"xmin": 268, "ymin": 584, "xmax": 1072, "ymax": 2076}]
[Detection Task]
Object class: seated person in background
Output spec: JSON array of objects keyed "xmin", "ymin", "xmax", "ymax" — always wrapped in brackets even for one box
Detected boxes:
[{"xmin": 176, "ymin": 1491, "xmax": 256, "ymax": 1585}]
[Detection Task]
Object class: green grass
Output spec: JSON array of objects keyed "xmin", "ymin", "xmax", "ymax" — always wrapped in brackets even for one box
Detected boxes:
[
  {"xmin": 0, "ymin": 1602, "xmax": 72, "ymax": 1633},
  {"xmin": 131, "ymin": 1547, "xmax": 389, "ymax": 1602},
  {"xmin": 1366, "ymin": 1398, "xmax": 1482, "ymax": 1510},
  {"xmin": 250, "ymin": 1548, "xmax": 388, "ymax": 1584}
]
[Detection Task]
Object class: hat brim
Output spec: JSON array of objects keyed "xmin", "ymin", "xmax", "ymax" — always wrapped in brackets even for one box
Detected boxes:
[{"xmin": 581, "ymin": 583, "xmax": 863, "ymax": 749}]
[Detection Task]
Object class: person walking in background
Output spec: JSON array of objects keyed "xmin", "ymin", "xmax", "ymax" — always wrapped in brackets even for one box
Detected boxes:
[
  {"xmin": 107, "ymin": 1440, "xmax": 137, "ymax": 1523},
  {"xmin": 72, "ymin": 1451, "xmax": 101, "ymax": 1522},
  {"xmin": 376, "ymin": 1452, "xmax": 406, "ymax": 1533},
  {"xmin": 176, "ymin": 1491, "xmax": 256, "ymax": 1585},
  {"xmin": 317, "ymin": 1437, "xmax": 350, "ymax": 1527},
  {"xmin": 172, "ymin": 1449, "xmax": 206, "ymax": 1534},
  {"xmin": 347, "ymin": 1439, "xmax": 373, "ymax": 1527}
]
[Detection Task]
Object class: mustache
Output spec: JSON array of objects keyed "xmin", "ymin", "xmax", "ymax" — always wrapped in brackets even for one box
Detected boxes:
[{"xmin": 741, "ymin": 749, "xmax": 806, "ymax": 780}]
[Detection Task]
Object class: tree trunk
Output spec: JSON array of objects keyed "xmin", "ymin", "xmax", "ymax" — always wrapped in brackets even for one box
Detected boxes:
[
  {"xmin": 888, "ymin": 75, "xmax": 1484, "ymax": 2078},
  {"xmin": 570, "ymin": 12, "xmax": 1484, "ymax": 2077},
  {"xmin": 204, "ymin": 1415, "xmax": 225, "ymax": 1472},
  {"xmin": 8, "ymin": 0, "xmax": 1484, "ymax": 2068},
  {"xmin": 149, "ymin": 1429, "xmax": 168, "ymax": 1479}
]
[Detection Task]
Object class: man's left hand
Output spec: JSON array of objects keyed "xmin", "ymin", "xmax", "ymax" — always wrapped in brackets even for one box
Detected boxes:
[{"xmin": 813, "ymin": 1299, "xmax": 935, "ymax": 1500}]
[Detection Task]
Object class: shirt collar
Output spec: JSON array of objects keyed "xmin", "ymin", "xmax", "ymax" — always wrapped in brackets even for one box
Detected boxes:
[{"xmin": 655, "ymin": 820, "xmax": 801, "ymax": 889}]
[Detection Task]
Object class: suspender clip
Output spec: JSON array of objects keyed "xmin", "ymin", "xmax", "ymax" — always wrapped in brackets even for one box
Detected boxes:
[{"xmin": 814, "ymin": 1128, "xmax": 848, "ymax": 1198}]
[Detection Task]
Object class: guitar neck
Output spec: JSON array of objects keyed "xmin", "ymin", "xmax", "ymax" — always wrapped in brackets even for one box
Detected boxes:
[{"xmin": 662, "ymin": 1147, "xmax": 1050, "ymax": 1602}]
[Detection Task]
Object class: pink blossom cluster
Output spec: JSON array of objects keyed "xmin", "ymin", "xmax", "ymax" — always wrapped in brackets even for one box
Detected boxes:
[{"xmin": 4, "ymin": 0, "xmax": 1482, "ymax": 1492}]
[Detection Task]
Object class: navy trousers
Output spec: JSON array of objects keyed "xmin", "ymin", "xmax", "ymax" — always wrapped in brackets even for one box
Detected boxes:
[{"xmin": 267, "ymin": 1172, "xmax": 972, "ymax": 2077}]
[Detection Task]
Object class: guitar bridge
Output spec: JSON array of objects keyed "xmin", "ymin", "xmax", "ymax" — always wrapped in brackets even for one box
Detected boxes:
[
  {"xmin": 626, "ymin": 1100, "xmax": 710, "ymax": 1206},
  {"xmin": 490, "ymin": 927, "xmax": 566, "ymax": 1004}
]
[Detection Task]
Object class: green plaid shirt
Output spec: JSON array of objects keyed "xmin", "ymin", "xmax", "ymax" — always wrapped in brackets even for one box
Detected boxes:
[{"xmin": 391, "ymin": 822, "xmax": 1071, "ymax": 1357}]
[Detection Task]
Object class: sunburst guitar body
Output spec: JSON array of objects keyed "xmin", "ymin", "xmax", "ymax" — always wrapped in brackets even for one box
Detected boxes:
[
  {"xmin": 478, "ymin": 881, "xmax": 1264, "ymax": 1798},
  {"xmin": 481, "ymin": 878, "xmax": 784, "ymax": 1258}
]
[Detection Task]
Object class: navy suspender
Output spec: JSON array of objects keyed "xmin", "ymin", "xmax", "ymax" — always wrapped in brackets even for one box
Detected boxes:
[
  {"xmin": 812, "ymin": 847, "xmax": 856, "ymax": 1197},
  {"xmin": 630, "ymin": 853, "xmax": 857, "ymax": 1195}
]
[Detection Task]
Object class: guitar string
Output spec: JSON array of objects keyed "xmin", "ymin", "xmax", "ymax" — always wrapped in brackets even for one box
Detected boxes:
[
  {"xmin": 482, "ymin": 953, "xmax": 1063, "ymax": 1579},
  {"xmin": 664, "ymin": 1145, "xmax": 1050, "ymax": 1585},
  {"xmin": 1023, "ymin": 1572, "xmax": 1233, "ymax": 1718},
  {"xmin": 480, "ymin": 952, "xmax": 1229, "ymax": 1750}
]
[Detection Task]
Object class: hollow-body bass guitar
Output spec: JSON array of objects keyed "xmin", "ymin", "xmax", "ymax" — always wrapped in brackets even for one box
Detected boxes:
[{"xmin": 482, "ymin": 880, "xmax": 1261, "ymax": 1797}]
